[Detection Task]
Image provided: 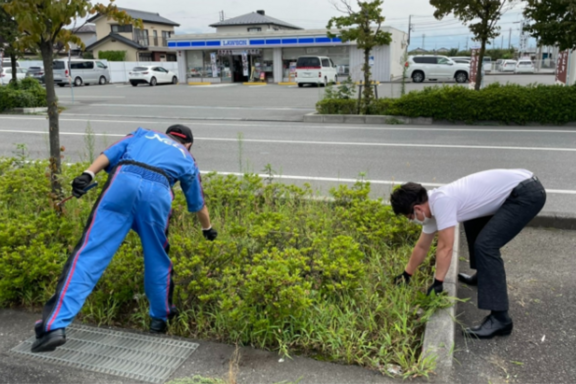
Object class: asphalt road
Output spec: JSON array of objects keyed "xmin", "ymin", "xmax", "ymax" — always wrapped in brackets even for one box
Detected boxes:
[
  {"xmin": 1, "ymin": 113, "xmax": 575, "ymax": 214},
  {"xmin": 49, "ymin": 73, "xmax": 556, "ymax": 122}
]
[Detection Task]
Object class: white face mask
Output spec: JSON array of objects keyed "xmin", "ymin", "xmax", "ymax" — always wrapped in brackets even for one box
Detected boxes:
[{"xmin": 411, "ymin": 209, "xmax": 430, "ymax": 226}]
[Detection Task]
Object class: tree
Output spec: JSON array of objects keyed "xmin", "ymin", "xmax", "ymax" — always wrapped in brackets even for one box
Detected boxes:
[
  {"xmin": 524, "ymin": 0, "xmax": 576, "ymax": 51},
  {"xmin": 327, "ymin": 0, "xmax": 392, "ymax": 114},
  {"xmin": 429, "ymin": 0, "xmax": 518, "ymax": 90},
  {"xmin": 2, "ymin": 0, "xmax": 139, "ymax": 197},
  {"xmin": 0, "ymin": 0, "xmax": 23, "ymax": 84}
]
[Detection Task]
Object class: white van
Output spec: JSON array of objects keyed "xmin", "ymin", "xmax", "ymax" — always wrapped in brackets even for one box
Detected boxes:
[
  {"xmin": 295, "ymin": 56, "xmax": 338, "ymax": 87},
  {"xmin": 54, "ymin": 59, "xmax": 110, "ymax": 87}
]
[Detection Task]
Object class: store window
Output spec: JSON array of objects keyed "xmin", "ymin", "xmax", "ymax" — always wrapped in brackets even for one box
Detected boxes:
[
  {"xmin": 186, "ymin": 51, "xmax": 204, "ymax": 78},
  {"xmin": 248, "ymin": 27, "xmax": 262, "ymax": 32}
]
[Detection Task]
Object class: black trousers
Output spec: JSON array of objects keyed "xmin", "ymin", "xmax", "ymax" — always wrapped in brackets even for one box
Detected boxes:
[{"xmin": 463, "ymin": 177, "xmax": 546, "ymax": 311}]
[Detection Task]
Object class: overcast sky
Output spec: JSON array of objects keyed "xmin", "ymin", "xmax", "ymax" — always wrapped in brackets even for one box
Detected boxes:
[{"xmin": 111, "ymin": 0, "xmax": 537, "ymax": 51}]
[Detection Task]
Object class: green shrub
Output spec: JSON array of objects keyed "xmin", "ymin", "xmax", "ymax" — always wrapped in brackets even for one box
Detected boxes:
[
  {"xmin": 0, "ymin": 78, "xmax": 47, "ymax": 112},
  {"xmin": 317, "ymin": 83, "xmax": 576, "ymax": 125},
  {"xmin": 0, "ymin": 160, "xmax": 449, "ymax": 376},
  {"xmin": 97, "ymin": 50, "xmax": 126, "ymax": 61},
  {"xmin": 316, "ymin": 99, "xmax": 358, "ymax": 114}
]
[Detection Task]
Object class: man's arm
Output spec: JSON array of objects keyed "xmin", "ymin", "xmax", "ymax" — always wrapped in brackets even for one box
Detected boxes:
[
  {"xmin": 86, "ymin": 154, "xmax": 110, "ymax": 176},
  {"xmin": 405, "ymin": 231, "xmax": 436, "ymax": 275},
  {"xmin": 195, "ymin": 204, "xmax": 211, "ymax": 230},
  {"xmin": 434, "ymin": 226, "xmax": 455, "ymax": 281}
]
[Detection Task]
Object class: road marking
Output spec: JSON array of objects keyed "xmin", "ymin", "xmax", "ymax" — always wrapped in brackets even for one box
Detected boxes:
[
  {"xmin": 1, "ymin": 128, "xmax": 576, "ymax": 152},
  {"xmin": 3, "ymin": 115, "xmax": 576, "ymax": 134},
  {"xmin": 56, "ymin": 96, "xmax": 126, "ymax": 99},
  {"xmin": 202, "ymin": 171, "xmax": 576, "ymax": 195},
  {"xmin": 88, "ymin": 104, "xmax": 314, "ymax": 111}
]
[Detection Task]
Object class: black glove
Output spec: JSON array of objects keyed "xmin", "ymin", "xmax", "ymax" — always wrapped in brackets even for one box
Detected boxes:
[
  {"xmin": 202, "ymin": 227, "xmax": 218, "ymax": 241},
  {"xmin": 72, "ymin": 172, "xmax": 94, "ymax": 198},
  {"xmin": 394, "ymin": 270, "xmax": 412, "ymax": 285},
  {"xmin": 427, "ymin": 279, "xmax": 444, "ymax": 296}
]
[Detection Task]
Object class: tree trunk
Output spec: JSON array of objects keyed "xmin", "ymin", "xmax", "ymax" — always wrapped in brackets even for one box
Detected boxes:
[
  {"xmin": 475, "ymin": 37, "xmax": 487, "ymax": 91},
  {"xmin": 40, "ymin": 40, "xmax": 62, "ymax": 196},
  {"xmin": 10, "ymin": 52, "xmax": 17, "ymax": 84},
  {"xmin": 362, "ymin": 48, "xmax": 374, "ymax": 114}
]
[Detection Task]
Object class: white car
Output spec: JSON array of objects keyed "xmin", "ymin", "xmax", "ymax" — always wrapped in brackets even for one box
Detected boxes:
[
  {"xmin": 129, "ymin": 66, "xmax": 178, "ymax": 87},
  {"xmin": 295, "ymin": 56, "xmax": 338, "ymax": 87},
  {"xmin": 407, "ymin": 55, "xmax": 469, "ymax": 83},
  {"xmin": 514, "ymin": 60, "xmax": 535, "ymax": 74},
  {"xmin": 500, "ymin": 60, "xmax": 517, "ymax": 72},
  {"xmin": 0, "ymin": 67, "xmax": 27, "ymax": 85}
]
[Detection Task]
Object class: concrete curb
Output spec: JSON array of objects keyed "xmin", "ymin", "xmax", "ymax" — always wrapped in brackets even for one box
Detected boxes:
[
  {"xmin": 421, "ymin": 224, "xmax": 459, "ymax": 382},
  {"xmin": 9, "ymin": 107, "xmax": 48, "ymax": 113},
  {"xmin": 303, "ymin": 112, "xmax": 433, "ymax": 125},
  {"xmin": 529, "ymin": 211, "xmax": 576, "ymax": 230}
]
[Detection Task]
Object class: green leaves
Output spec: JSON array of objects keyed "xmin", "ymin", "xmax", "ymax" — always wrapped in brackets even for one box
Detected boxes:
[{"xmin": 524, "ymin": 0, "xmax": 576, "ymax": 51}]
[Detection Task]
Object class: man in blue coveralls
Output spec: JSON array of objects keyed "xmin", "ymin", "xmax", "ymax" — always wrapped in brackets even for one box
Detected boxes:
[{"xmin": 31, "ymin": 125, "xmax": 218, "ymax": 353}]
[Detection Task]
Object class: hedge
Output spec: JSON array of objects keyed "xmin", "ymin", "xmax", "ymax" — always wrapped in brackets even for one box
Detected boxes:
[
  {"xmin": 98, "ymin": 50, "xmax": 126, "ymax": 62},
  {"xmin": 0, "ymin": 78, "xmax": 47, "ymax": 112},
  {"xmin": 316, "ymin": 83, "xmax": 576, "ymax": 125},
  {"xmin": 0, "ymin": 159, "xmax": 449, "ymax": 377}
]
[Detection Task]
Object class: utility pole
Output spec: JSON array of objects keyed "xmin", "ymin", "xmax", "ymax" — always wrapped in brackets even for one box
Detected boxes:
[
  {"xmin": 508, "ymin": 28, "xmax": 512, "ymax": 49},
  {"xmin": 407, "ymin": 15, "xmax": 412, "ymax": 46},
  {"xmin": 219, "ymin": 10, "xmax": 225, "ymax": 21},
  {"xmin": 422, "ymin": 33, "xmax": 425, "ymax": 50},
  {"xmin": 501, "ymin": 35, "xmax": 504, "ymax": 49}
]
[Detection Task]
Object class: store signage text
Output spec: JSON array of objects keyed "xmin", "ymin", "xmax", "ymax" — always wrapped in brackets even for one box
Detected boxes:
[{"xmin": 222, "ymin": 40, "xmax": 249, "ymax": 47}]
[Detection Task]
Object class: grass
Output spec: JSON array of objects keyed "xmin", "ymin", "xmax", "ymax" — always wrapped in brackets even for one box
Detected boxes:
[{"xmin": 0, "ymin": 156, "xmax": 453, "ymax": 378}]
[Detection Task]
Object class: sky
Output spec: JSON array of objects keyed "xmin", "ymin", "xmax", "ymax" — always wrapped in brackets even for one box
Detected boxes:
[{"xmin": 110, "ymin": 0, "xmax": 539, "ymax": 51}]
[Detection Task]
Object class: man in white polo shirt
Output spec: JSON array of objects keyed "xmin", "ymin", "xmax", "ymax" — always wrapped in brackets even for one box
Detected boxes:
[{"xmin": 390, "ymin": 169, "xmax": 546, "ymax": 339}]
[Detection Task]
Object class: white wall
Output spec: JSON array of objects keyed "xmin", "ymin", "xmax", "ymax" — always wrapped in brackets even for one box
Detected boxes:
[{"xmin": 17, "ymin": 60, "xmax": 178, "ymax": 83}]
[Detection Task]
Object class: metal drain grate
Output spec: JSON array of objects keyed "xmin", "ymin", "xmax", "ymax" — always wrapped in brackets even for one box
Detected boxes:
[{"xmin": 11, "ymin": 324, "xmax": 199, "ymax": 383}]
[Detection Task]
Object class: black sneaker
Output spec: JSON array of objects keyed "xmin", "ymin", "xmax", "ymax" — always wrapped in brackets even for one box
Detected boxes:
[
  {"xmin": 31, "ymin": 328, "xmax": 66, "ymax": 353},
  {"xmin": 149, "ymin": 306, "xmax": 179, "ymax": 334}
]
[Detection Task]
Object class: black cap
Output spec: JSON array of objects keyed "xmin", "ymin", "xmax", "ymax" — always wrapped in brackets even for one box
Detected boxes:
[{"xmin": 166, "ymin": 124, "xmax": 193, "ymax": 144}]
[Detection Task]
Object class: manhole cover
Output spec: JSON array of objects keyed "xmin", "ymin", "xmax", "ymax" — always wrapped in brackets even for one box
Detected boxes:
[{"xmin": 11, "ymin": 324, "xmax": 199, "ymax": 383}]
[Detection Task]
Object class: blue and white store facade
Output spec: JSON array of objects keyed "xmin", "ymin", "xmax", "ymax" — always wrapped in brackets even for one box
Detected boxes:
[{"xmin": 168, "ymin": 28, "xmax": 407, "ymax": 84}]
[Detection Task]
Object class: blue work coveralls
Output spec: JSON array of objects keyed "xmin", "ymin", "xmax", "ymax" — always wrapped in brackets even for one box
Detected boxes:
[{"xmin": 37, "ymin": 128, "xmax": 205, "ymax": 334}]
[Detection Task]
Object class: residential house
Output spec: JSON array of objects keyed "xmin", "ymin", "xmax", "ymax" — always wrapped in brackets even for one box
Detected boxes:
[
  {"xmin": 68, "ymin": 24, "xmax": 97, "ymax": 56},
  {"xmin": 209, "ymin": 10, "xmax": 302, "ymax": 33},
  {"xmin": 86, "ymin": 8, "xmax": 180, "ymax": 61}
]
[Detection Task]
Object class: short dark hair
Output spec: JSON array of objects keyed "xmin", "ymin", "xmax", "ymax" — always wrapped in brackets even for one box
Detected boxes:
[
  {"xmin": 390, "ymin": 182, "xmax": 429, "ymax": 216},
  {"xmin": 166, "ymin": 124, "xmax": 193, "ymax": 145}
]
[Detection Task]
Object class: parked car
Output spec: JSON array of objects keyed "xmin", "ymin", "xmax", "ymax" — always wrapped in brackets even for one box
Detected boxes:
[
  {"xmin": 54, "ymin": 59, "xmax": 110, "ymax": 87},
  {"xmin": 0, "ymin": 67, "xmax": 27, "ymax": 85},
  {"xmin": 514, "ymin": 60, "xmax": 535, "ymax": 74},
  {"xmin": 1, "ymin": 59, "xmax": 20, "ymax": 69},
  {"xmin": 483, "ymin": 57, "xmax": 492, "ymax": 72},
  {"xmin": 495, "ymin": 59, "xmax": 503, "ymax": 71},
  {"xmin": 26, "ymin": 67, "xmax": 45, "ymax": 83},
  {"xmin": 500, "ymin": 60, "xmax": 517, "ymax": 72},
  {"xmin": 295, "ymin": 56, "xmax": 338, "ymax": 87},
  {"xmin": 129, "ymin": 66, "xmax": 178, "ymax": 86},
  {"xmin": 406, "ymin": 55, "xmax": 469, "ymax": 83}
]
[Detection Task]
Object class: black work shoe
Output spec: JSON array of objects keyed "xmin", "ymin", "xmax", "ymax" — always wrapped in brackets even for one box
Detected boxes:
[
  {"xmin": 463, "ymin": 315, "xmax": 513, "ymax": 339},
  {"xmin": 31, "ymin": 328, "xmax": 66, "ymax": 353},
  {"xmin": 149, "ymin": 318, "xmax": 168, "ymax": 334},
  {"xmin": 458, "ymin": 272, "xmax": 478, "ymax": 286}
]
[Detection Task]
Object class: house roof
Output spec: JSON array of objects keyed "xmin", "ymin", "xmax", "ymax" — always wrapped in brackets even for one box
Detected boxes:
[
  {"xmin": 87, "ymin": 7, "xmax": 180, "ymax": 27},
  {"xmin": 69, "ymin": 24, "xmax": 96, "ymax": 34},
  {"xmin": 209, "ymin": 11, "xmax": 302, "ymax": 30},
  {"xmin": 85, "ymin": 33, "xmax": 146, "ymax": 51}
]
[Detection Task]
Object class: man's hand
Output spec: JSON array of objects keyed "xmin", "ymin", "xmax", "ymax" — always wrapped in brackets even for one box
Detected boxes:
[
  {"xmin": 394, "ymin": 270, "xmax": 412, "ymax": 285},
  {"xmin": 202, "ymin": 227, "xmax": 218, "ymax": 241},
  {"xmin": 427, "ymin": 279, "xmax": 444, "ymax": 296},
  {"xmin": 72, "ymin": 172, "xmax": 94, "ymax": 198}
]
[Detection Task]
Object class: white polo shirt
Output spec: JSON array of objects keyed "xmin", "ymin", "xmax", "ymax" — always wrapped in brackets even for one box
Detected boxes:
[{"xmin": 422, "ymin": 169, "xmax": 533, "ymax": 234}]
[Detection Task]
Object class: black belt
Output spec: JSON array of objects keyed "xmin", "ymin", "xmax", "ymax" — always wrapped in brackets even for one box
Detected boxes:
[{"xmin": 117, "ymin": 160, "xmax": 171, "ymax": 186}]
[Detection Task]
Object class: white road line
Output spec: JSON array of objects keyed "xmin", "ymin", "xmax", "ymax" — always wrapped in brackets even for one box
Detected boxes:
[
  {"xmin": 202, "ymin": 171, "xmax": 576, "ymax": 195},
  {"xmin": 88, "ymin": 104, "xmax": 314, "ymax": 111},
  {"xmin": 2, "ymin": 115, "xmax": 576, "ymax": 134},
  {"xmin": 56, "ymin": 96, "xmax": 126, "ymax": 99},
  {"xmin": 1, "ymin": 128, "xmax": 576, "ymax": 152}
]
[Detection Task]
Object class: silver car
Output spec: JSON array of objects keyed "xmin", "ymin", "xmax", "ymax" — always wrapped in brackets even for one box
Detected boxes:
[{"xmin": 55, "ymin": 59, "xmax": 110, "ymax": 87}]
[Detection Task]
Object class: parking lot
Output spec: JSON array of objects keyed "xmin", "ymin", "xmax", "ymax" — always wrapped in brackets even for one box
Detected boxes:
[{"xmin": 52, "ymin": 73, "xmax": 556, "ymax": 122}]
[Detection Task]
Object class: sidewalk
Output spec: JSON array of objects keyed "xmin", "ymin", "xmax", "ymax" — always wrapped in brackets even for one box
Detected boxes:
[
  {"xmin": 0, "ymin": 310, "xmax": 397, "ymax": 384},
  {"xmin": 449, "ymin": 227, "xmax": 576, "ymax": 384}
]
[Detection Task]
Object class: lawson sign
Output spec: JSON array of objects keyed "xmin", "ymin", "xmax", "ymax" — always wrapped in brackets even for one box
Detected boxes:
[{"xmin": 222, "ymin": 39, "xmax": 249, "ymax": 47}]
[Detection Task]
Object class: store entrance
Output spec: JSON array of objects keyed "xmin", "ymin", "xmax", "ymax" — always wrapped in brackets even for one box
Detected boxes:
[{"xmin": 231, "ymin": 55, "xmax": 248, "ymax": 82}]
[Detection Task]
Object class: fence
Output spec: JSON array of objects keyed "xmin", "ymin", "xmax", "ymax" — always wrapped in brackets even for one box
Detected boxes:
[{"xmin": 16, "ymin": 60, "xmax": 179, "ymax": 84}]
